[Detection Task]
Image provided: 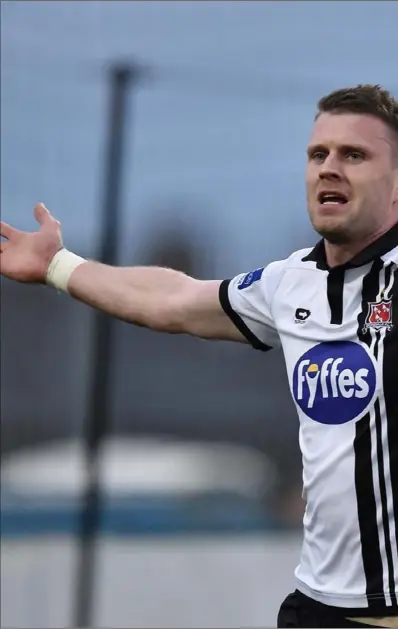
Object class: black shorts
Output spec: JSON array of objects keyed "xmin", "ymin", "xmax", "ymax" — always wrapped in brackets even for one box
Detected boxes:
[{"xmin": 277, "ymin": 590, "xmax": 383, "ymax": 628}]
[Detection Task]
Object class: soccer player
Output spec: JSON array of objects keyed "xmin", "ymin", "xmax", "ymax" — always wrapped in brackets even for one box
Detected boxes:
[{"xmin": 1, "ymin": 84, "xmax": 397, "ymax": 628}]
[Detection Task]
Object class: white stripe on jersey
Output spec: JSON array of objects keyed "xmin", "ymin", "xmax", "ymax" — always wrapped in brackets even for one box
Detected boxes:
[
  {"xmin": 368, "ymin": 327, "xmax": 391, "ymax": 605},
  {"xmin": 373, "ymin": 262, "xmax": 398, "ymax": 602}
]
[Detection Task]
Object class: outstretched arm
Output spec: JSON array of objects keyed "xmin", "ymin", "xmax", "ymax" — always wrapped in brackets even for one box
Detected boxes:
[{"xmin": 0, "ymin": 204, "xmax": 246, "ymax": 343}]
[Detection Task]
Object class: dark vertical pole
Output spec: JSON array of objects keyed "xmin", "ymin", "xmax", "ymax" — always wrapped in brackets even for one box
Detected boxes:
[{"xmin": 74, "ymin": 63, "xmax": 139, "ymax": 629}]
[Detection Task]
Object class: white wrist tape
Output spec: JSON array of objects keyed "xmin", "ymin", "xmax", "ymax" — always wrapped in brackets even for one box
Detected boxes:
[{"xmin": 46, "ymin": 248, "xmax": 86, "ymax": 292}]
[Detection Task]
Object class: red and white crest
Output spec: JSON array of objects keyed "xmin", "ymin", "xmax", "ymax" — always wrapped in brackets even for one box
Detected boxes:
[{"xmin": 364, "ymin": 298, "xmax": 394, "ymax": 332}]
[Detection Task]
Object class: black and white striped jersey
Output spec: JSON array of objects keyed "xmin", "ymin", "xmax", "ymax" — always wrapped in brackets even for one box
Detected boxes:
[{"xmin": 219, "ymin": 222, "xmax": 398, "ymax": 615}]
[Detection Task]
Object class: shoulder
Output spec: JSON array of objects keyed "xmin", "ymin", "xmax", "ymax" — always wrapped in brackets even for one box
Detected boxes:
[
  {"xmin": 240, "ymin": 247, "xmax": 316, "ymax": 297},
  {"xmin": 381, "ymin": 244, "xmax": 398, "ymax": 265},
  {"xmin": 230, "ymin": 246, "xmax": 317, "ymax": 296},
  {"xmin": 265, "ymin": 246, "xmax": 316, "ymax": 278}
]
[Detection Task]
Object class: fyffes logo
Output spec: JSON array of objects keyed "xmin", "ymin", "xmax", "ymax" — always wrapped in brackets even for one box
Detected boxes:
[{"xmin": 292, "ymin": 342, "xmax": 377, "ymax": 424}]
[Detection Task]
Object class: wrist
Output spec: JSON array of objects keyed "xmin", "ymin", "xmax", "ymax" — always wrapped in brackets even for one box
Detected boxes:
[{"xmin": 45, "ymin": 248, "xmax": 86, "ymax": 292}]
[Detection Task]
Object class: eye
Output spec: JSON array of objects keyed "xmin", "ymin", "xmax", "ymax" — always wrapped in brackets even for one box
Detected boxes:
[
  {"xmin": 345, "ymin": 151, "xmax": 364, "ymax": 162},
  {"xmin": 310, "ymin": 151, "xmax": 327, "ymax": 163}
]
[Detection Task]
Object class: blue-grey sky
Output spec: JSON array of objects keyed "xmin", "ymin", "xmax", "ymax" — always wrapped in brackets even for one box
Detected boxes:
[{"xmin": 2, "ymin": 1, "xmax": 397, "ymax": 274}]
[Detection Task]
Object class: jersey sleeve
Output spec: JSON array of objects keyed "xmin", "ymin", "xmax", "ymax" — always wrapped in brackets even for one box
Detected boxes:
[{"xmin": 219, "ymin": 262, "xmax": 284, "ymax": 351}]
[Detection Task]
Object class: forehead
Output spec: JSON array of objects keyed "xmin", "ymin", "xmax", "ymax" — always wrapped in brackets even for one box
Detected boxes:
[{"xmin": 309, "ymin": 112, "xmax": 393, "ymax": 155}]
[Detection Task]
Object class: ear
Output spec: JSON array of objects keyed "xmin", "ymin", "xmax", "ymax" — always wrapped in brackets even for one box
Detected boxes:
[
  {"xmin": 394, "ymin": 164, "xmax": 398, "ymax": 198},
  {"xmin": 393, "ymin": 170, "xmax": 398, "ymax": 212}
]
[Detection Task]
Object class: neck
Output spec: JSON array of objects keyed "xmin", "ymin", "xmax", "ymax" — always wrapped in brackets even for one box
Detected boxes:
[
  {"xmin": 325, "ymin": 237, "xmax": 373, "ymax": 268},
  {"xmin": 325, "ymin": 220, "xmax": 397, "ymax": 268}
]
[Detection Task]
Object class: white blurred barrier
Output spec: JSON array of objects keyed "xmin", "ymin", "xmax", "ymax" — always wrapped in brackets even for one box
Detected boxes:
[
  {"xmin": 1, "ymin": 439, "xmax": 301, "ymax": 627},
  {"xmin": 1, "ymin": 437, "xmax": 276, "ymax": 499},
  {"xmin": 1, "ymin": 534, "xmax": 302, "ymax": 628}
]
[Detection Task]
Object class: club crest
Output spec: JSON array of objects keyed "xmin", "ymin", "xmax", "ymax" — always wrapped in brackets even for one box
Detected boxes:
[{"xmin": 363, "ymin": 298, "xmax": 394, "ymax": 333}]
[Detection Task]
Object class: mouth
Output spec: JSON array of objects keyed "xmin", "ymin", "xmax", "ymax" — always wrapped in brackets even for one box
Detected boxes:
[{"xmin": 317, "ymin": 191, "xmax": 349, "ymax": 208}]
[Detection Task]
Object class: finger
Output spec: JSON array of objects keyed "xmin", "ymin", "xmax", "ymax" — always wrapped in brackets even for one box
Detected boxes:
[
  {"xmin": 34, "ymin": 202, "xmax": 55, "ymax": 226},
  {"xmin": 0, "ymin": 241, "xmax": 9, "ymax": 253},
  {"xmin": 0, "ymin": 221, "xmax": 21, "ymax": 240}
]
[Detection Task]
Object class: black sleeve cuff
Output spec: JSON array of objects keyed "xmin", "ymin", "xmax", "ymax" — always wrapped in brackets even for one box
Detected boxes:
[{"xmin": 218, "ymin": 279, "xmax": 272, "ymax": 352}]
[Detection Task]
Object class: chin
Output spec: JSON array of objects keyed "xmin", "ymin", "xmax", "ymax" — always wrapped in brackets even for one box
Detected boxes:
[
  {"xmin": 317, "ymin": 230, "xmax": 352, "ymax": 245},
  {"xmin": 311, "ymin": 219, "xmax": 352, "ymax": 244}
]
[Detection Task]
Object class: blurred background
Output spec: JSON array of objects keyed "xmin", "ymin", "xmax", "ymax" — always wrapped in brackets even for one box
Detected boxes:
[{"xmin": 1, "ymin": 1, "xmax": 397, "ymax": 627}]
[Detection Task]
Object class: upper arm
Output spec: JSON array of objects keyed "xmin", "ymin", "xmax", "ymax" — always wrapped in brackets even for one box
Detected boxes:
[
  {"xmin": 176, "ymin": 278, "xmax": 248, "ymax": 343},
  {"xmin": 174, "ymin": 260, "xmax": 284, "ymax": 350},
  {"xmin": 208, "ymin": 264, "xmax": 285, "ymax": 351}
]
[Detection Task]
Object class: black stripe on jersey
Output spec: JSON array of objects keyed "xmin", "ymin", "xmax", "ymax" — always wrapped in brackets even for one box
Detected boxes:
[
  {"xmin": 384, "ymin": 264, "xmax": 398, "ymax": 582},
  {"xmin": 218, "ymin": 280, "xmax": 272, "ymax": 352},
  {"xmin": 375, "ymin": 393, "xmax": 397, "ymax": 606},
  {"xmin": 354, "ymin": 414, "xmax": 384, "ymax": 606},
  {"xmin": 355, "ymin": 258, "xmax": 384, "ymax": 607},
  {"xmin": 327, "ymin": 267, "xmax": 345, "ymax": 325}
]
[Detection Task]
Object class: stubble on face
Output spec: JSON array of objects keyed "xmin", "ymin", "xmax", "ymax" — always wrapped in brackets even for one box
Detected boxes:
[{"xmin": 306, "ymin": 113, "xmax": 397, "ymax": 249}]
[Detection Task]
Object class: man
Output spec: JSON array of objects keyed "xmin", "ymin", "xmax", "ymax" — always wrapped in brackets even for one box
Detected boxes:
[{"xmin": 1, "ymin": 84, "xmax": 397, "ymax": 628}]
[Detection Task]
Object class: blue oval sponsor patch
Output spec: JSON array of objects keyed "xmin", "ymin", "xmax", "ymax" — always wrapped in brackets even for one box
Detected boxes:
[{"xmin": 292, "ymin": 341, "xmax": 377, "ymax": 424}]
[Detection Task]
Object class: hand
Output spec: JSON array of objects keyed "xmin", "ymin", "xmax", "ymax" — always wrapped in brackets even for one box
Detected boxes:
[{"xmin": 0, "ymin": 203, "xmax": 63, "ymax": 283}]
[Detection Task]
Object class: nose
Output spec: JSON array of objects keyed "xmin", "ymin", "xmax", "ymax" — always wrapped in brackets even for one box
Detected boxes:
[{"xmin": 318, "ymin": 154, "xmax": 343, "ymax": 181}]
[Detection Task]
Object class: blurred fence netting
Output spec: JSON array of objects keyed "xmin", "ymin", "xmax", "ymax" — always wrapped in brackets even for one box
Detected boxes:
[{"xmin": 1, "ymin": 1, "xmax": 397, "ymax": 627}]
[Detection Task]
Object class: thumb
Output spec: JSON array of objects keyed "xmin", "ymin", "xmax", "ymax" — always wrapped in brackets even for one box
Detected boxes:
[{"xmin": 34, "ymin": 202, "xmax": 54, "ymax": 226}]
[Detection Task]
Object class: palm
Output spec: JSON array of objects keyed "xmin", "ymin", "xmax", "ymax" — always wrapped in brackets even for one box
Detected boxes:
[{"xmin": 0, "ymin": 204, "xmax": 63, "ymax": 283}]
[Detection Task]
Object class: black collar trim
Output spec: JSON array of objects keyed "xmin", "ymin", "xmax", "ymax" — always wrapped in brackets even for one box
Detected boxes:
[{"xmin": 302, "ymin": 222, "xmax": 398, "ymax": 271}]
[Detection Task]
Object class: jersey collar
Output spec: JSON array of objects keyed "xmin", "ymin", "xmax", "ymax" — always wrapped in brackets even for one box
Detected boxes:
[{"xmin": 302, "ymin": 221, "xmax": 398, "ymax": 271}]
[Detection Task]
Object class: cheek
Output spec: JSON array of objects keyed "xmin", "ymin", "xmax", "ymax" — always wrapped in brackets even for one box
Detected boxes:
[
  {"xmin": 363, "ymin": 180, "xmax": 388, "ymax": 203},
  {"xmin": 305, "ymin": 170, "xmax": 316, "ymax": 192},
  {"xmin": 352, "ymin": 182, "xmax": 386, "ymax": 212}
]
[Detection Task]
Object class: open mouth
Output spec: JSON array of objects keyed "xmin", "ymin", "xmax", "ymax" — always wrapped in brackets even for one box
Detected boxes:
[{"xmin": 318, "ymin": 191, "xmax": 348, "ymax": 205}]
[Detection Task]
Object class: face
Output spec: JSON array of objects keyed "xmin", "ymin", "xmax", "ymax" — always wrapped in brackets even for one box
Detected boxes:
[{"xmin": 306, "ymin": 112, "xmax": 398, "ymax": 244}]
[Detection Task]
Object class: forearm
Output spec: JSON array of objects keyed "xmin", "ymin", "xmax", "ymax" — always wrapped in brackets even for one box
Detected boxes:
[
  {"xmin": 67, "ymin": 259, "xmax": 192, "ymax": 332},
  {"xmin": 45, "ymin": 249, "xmax": 240, "ymax": 341}
]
